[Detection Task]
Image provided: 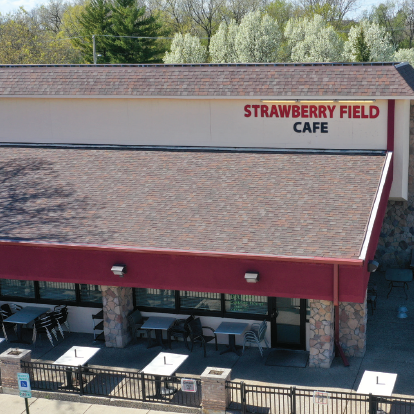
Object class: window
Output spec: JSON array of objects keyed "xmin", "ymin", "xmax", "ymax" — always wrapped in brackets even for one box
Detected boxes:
[
  {"xmin": 0, "ymin": 279, "xmax": 35, "ymax": 298},
  {"xmin": 225, "ymin": 294, "xmax": 268, "ymax": 315},
  {"xmin": 79, "ymin": 284, "xmax": 102, "ymax": 304},
  {"xmin": 135, "ymin": 288, "xmax": 175, "ymax": 309},
  {"xmin": 180, "ymin": 291, "xmax": 221, "ymax": 311},
  {"xmin": 38, "ymin": 281, "xmax": 76, "ymax": 301}
]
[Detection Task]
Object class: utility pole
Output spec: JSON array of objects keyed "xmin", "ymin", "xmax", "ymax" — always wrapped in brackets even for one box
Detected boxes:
[{"xmin": 92, "ymin": 35, "xmax": 97, "ymax": 64}]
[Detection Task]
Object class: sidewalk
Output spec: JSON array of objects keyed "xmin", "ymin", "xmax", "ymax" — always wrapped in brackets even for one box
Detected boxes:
[{"xmin": 0, "ymin": 393, "xmax": 185, "ymax": 414}]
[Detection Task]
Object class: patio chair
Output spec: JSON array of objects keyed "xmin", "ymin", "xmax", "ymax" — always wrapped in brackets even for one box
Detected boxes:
[
  {"xmin": 32, "ymin": 315, "xmax": 58, "ymax": 347},
  {"xmin": 53, "ymin": 305, "xmax": 71, "ymax": 336},
  {"xmin": 167, "ymin": 315, "xmax": 195, "ymax": 349},
  {"xmin": 367, "ymin": 283, "xmax": 377, "ymax": 315},
  {"xmin": 187, "ymin": 317, "xmax": 217, "ymax": 357},
  {"xmin": 0, "ymin": 310, "xmax": 17, "ymax": 341},
  {"xmin": 242, "ymin": 321, "xmax": 270, "ymax": 357},
  {"xmin": 0, "ymin": 303, "xmax": 22, "ymax": 317},
  {"xmin": 127, "ymin": 309, "xmax": 151, "ymax": 343}
]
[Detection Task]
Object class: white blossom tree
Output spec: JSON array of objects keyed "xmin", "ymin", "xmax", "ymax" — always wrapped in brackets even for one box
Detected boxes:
[
  {"xmin": 210, "ymin": 20, "xmax": 238, "ymax": 62},
  {"xmin": 163, "ymin": 32, "xmax": 207, "ymax": 63},
  {"xmin": 234, "ymin": 10, "xmax": 282, "ymax": 62},
  {"xmin": 343, "ymin": 20, "xmax": 395, "ymax": 62},
  {"xmin": 284, "ymin": 14, "xmax": 344, "ymax": 62},
  {"xmin": 394, "ymin": 48, "xmax": 414, "ymax": 66}
]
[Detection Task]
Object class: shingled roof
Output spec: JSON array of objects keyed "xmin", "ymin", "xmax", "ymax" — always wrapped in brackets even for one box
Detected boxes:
[
  {"xmin": 0, "ymin": 62, "xmax": 414, "ymax": 97},
  {"xmin": 0, "ymin": 147, "xmax": 386, "ymax": 259}
]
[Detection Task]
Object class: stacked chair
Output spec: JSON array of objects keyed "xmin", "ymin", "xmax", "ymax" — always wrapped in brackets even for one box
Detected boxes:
[
  {"xmin": 32, "ymin": 313, "xmax": 58, "ymax": 347},
  {"xmin": 49, "ymin": 305, "xmax": 70, "ymax": 338},
  {"xmin": 242, "ymin": 321, "xmax": 270, "ymax": 357},
  {"xmin": 0, "ymin": 303, "xmax": 21, "ymax": 341}
]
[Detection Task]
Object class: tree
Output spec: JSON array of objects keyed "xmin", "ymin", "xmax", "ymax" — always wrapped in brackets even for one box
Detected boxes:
[
  {"xmin": 343, "ymin": 20, "xmax": 395, "ymax": 62},
  {"xmin": 106, "ymin": 0, "xmax": 166, "ymax": 63},
  {"xmin": 210, "ymin": 20, "xmax": 239, "ymax": 62},
  {"xmin": 163, "ymin": 32, "xmax": 207, "ymax": 62},
  {"xmin": 35, "ymin": 0, "xmax": 70, "ymax": 34},
  {"xmin": 234, "ymin": 10, "xmax": 282, "ymax": 62},
  {"xmin": 295, "ymin": 0, "xmax": 359, "ymax": 24},
  {"xmin": 354, "ymin": 26, "xmax": 371, "ymax": 62},
  {"xmin": 394, "ymin": 47, "xmax": 414, "ymax": 65},
  {"xmin": 70, "ymin": 0, "xmax": 112, "ymax": 63},
  {"xmin": 284, "ymin": 14, "xmax": 343, "ymax": 62}
]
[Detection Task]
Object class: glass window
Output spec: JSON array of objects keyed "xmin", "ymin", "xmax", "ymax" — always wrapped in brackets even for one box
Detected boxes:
[
  {"xmin": 38, "ymin": 281, "xmax": 76, "ymax": 302},
  {"xmin": 180, "ymin": 291, "xmax": 221, "ymax": 311},
  {"xmin": 225, "ymin": 294, "xmax": 268, "ymax": 315},
  {"xmin": 79, "ymin": 284, "xmax": 102, "ymax": 304},
  {"xmin": 135, "ymin": 288, "xmax": 175, "ymax": 309},
  {"xmin": 0, "ymin": 279, "xmax": 35, "ymax": 298}
]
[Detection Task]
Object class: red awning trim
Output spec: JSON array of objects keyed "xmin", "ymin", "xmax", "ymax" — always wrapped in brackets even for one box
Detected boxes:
[{"xmin": 0, "ymin": 239, "xmax": 364, "ymax": 266}]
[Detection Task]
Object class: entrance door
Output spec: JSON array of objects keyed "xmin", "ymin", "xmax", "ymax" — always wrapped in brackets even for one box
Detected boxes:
[{"xmin": 269, "ymin": 297, "xmax": 307, "ymax": 350}]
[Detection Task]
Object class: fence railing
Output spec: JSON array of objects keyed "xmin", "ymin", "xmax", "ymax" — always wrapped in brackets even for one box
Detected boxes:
[
  {"xmin": 21, "ymin": 361, "xmax": 201, "ymax": 407},
  {"xmin": 226, "ymin": 381, "xmax": 414, "ymax": 414}
]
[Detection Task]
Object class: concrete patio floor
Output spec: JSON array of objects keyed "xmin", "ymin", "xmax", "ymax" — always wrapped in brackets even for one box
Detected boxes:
[{"xmin": 1, "ymin": 270, "xmax": 413, "ymax": 398}]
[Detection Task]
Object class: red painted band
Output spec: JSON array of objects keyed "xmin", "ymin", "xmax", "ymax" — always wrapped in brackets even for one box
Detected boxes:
[{"xmin": 387, "ymin": 100, "xmax": 395, "ymax": 151}]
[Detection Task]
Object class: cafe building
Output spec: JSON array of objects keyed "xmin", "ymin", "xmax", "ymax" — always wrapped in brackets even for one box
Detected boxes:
[{"xmin": 0, "ymin": 62, "xmax": 413, "ymax": 368}]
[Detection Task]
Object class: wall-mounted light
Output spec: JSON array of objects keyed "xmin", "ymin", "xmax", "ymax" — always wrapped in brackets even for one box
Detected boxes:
[
  {"xmin": 245, "ymin": 272, "xmax": 259, "ymax": 283},
  {"xmin": 368, "ymin": 260, "xmax": 379, "ymax": 273},
  {"xmin": 111, "ymin": 264, "xmax": 127, "ymax": 277}
]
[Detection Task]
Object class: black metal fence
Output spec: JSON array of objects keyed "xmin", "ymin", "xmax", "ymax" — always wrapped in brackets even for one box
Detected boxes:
[
  {"xmin": 227, "ymin": 381, "xmax": 414, "ymax": 414},
  {"xmin": 21, "ymin": 361, "xmax": 201, "ymax": 407}
]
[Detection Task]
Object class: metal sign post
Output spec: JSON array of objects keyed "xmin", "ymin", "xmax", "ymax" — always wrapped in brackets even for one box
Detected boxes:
[{"xmin": 17, "ymin": 372, "xmax": 32, "ymax": 414}]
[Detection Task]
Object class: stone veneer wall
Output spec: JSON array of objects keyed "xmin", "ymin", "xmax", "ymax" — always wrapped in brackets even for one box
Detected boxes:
[
  {"xmin": 376, "ymin": 101, "xmax": 414, "ymax": 268},
  {"xmin": 308, "ymin": 299, "xmax": 335, "ymax": 368},
  {"xmin": 102, "ymin": 286, "xmax": 134, "ymax": 348},
  {"xmin": 339, "ymin": 292, "xmax": 368, "ymax": 357}
]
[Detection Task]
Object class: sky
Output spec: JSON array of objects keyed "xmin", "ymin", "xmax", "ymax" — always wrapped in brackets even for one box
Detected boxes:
[{"xmin": 0, "ymin": 0, "xmax": 386, "ymax": 16}]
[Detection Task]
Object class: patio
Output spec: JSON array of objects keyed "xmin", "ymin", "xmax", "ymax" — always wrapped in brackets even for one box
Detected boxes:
[{"xmin": 0, "ymin": 269, "xmax": 413, "ymax": 399}]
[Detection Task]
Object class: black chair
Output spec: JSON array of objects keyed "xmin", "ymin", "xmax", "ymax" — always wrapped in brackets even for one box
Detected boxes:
[
  {"xmin": 32, "ymin": 315, "xmax": 57, "ymax": 347},
  {"xmin": 0, "ymin": 303, "xmax": 21, "ymax": 318},
  {"xmin": 127, "ymin": 309, "xmax": 151, "ymax": 344},
  {"xmin": 187, "ymin": 318, "xmax": 218, "ymax": 357},
  {"xmin": 168, "ymin": 315, "xmax": 195, "ymax": 349},
  {"xmin": 367, "ymin": 284, "xmax": 377, "ymax": 315},
  {"xmin": 0, "ymin": 310, "xmax": 17, "ymax": 341},
  {"xmin": 52, "ymin": 305, "xmax": 70, "ymax": 337}
]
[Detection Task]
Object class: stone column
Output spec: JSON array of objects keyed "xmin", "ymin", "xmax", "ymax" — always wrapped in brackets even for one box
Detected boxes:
[
  {"xmin": 102, "ymin": 286, "xmax": 134, "ymax": 348},
  {"xmin": 201, "ymin": 367, "xmax": 232, "ymax": 414},
  {"xmin": 339, "ymin": 291, "xmax": 368, "ymax": 357},
  {"xmin": 308, "ymin": 299, "xmax": 335, "ymax": 368},
  {"xmin": 0, "ymin": 348, "xmax": 32, "ymax": 393}
]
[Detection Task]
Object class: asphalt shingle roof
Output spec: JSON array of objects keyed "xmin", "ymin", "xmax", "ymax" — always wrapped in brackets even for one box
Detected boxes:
[
  {"xmin": 0, "ymin": 63, "xmax": 414, "ymax": 97},
  {"xmin": 0, "ymin": 147, "xmax": 386, "ymax": 259}
]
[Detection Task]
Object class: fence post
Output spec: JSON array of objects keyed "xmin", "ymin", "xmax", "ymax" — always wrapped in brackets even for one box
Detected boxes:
[
  {"xmin": 200, "ymin": 367, "xmax": 232, "ymax": 414},
  {"xmin": 0, "ymin": 348, "xmax": 32, "ymax": 394},
  {"xmin": 141, "ymin": 372, "xmax": 146, "ymax": 402},
  {"xmin": 241, "ymin": 381, "xmax": 246, "ymax": 414},
  {"xmin": 290, "ymin": 386, "xmax": 296, "ymax": 414},
  {"xmin": 78, "ymin": 365, "xmax": 84, "ymax": 396}
]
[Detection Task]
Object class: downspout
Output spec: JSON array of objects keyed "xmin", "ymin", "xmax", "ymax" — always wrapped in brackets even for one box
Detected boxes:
[{"xmin": 334, "ymin": 263, "xmax": 349, "ymax": 367}]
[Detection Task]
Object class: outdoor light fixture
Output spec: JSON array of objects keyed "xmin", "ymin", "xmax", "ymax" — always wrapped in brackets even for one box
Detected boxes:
[
  {"xmin": 245, "ymin": 272, "xmax": 259, "ymax": 283},
  {"xmin": 368, "ymin": 260, "xmax": 379, "ymax": 273},
  {"xmin": 111, "ymin": 264, "xmax": 127, "ymax": 277}
]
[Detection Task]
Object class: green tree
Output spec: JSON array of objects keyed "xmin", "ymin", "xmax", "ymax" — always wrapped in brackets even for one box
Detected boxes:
[
  {"xmin": 70, "ymin": 0, "xmax": 112, "ymax": 63},
  {"xmin": 107, "ymin": 0, "xmax": 166, "ymax": 63},
  {"xmin": 354, "ymin": 26, "xmax": 371, "ymax": 62}
]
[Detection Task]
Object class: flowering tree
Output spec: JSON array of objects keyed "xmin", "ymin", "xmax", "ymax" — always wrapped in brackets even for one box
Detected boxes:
[
  {"xmin": 394, "ymin": 48, "xmax": 414, "ymax": 66},
  {"xmin": 343, "ymin": 20, "xmax": 395, "ymax": 62},
  {"xmin": 284, "ymin": 14, "xmax": 344, "ymax": 62},
  {"xmin": 234, "ymin": 11, "xmax": 282, "ymax": 62},
  {"xmin": 210, "ymin": 20, "xmax": 239, "ymax": 63},
  {"xmin": 163, "ymin": 32, "xmax": 207, "ymax": 63}
]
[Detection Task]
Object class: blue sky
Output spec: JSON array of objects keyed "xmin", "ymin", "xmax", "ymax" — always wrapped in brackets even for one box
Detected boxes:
[{"xmin": 0, "ymin": 0, "xmax": 385, "ymax": 16}]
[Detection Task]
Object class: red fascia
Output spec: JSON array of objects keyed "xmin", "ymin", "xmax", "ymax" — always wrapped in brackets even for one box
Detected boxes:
[{"xmin": 0, "ymin": 241, "xmax": 365, "ymax": 303}]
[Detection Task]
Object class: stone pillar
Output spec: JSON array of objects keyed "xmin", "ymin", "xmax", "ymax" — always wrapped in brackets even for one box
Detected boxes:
[
  {"xmin": 308, "ymin": 299, "xmax": 335, "ymax": 368},
  {"xmin": 201, "ymin": 367, "xmax": 232, "ymax": 414},
  {"xmin": 339, "ymin": 291, "xmax": 368, "ymax": 357},
  {"xmin": 0, "ymin": 348, "xmax": 32, "ymax": 393},
  {"xmin": 102, "ymin": 286, "xmax": 134, "ymax": 348}
]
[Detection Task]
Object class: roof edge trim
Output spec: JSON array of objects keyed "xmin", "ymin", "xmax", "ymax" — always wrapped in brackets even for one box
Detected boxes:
[
  {"xmin": 0, "ymin": 239, "xmax": 364, "ymax": 266},
  {"xmin": 359, "ymin": 151, "xmax": 393, "ymax": 261}
]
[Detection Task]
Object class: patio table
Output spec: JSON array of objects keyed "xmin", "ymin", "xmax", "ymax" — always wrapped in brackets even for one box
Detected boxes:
[
  {"xmin": 214, "ymin": 322, "xmax": 249, "ymax": 356},
  {"xmin": 53, "ymin": 346, "xmax": 100, "ymax": 389},
  {"xmin": 386, "ymin": 269, "xmax": 413, "ymax": 299},
  {"xmin": 140, "ymin": 317, "xmax": 176, "ymax": 349},
  {"xmin": 4, "ymin": 306, "xmax": 51, "ymax": 344},
  {"xmin": 141, "ymin": 352, "xmax": 188, "ymax": 398},
  {"xmin": 357, "ymin": 370, "xmax": 397, "ymax": 414}
]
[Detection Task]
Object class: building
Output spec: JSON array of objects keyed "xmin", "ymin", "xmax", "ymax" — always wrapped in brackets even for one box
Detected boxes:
[{"xmin": 0, "ymin": 62, "xmax": 413, "ymax": 368}]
